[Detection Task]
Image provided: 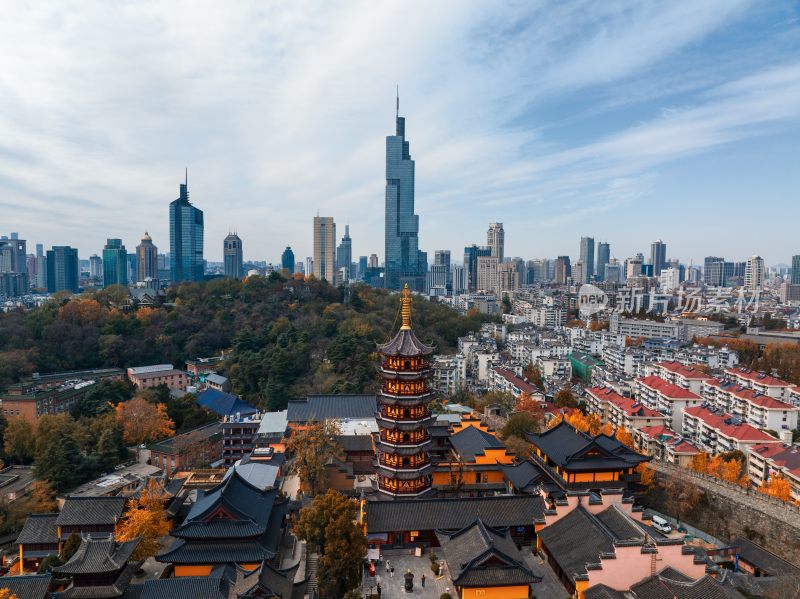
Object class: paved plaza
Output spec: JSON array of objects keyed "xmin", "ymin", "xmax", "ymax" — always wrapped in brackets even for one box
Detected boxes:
[{"xmin": 360, "ymin": 548, "xmax": 569, "ymax": 599}]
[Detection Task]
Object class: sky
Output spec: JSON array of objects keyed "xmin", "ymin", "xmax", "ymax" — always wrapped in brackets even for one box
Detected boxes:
[{"xmin": 1, "ymin": 1, "xmax": 799, "ymax": 266}]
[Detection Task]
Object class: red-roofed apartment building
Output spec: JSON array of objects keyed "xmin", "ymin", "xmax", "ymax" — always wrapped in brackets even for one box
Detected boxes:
[
  {"xmin": 633, "ymin": 425, "xmax": 700, "ymax": 468},
  {"xmin": 724, "ymin": 367, "xmax": 792, "ymax": 400},
  {"xmin": 649, "ymin": 361, "xmax": 714, "ymax": 395},
  {"xmin": 635, "ymin": 375, "xmax": 703, "ymax": 432},
  {"xmin": 703, "ymin": 379, "xmax": 798, "ymax": 433},
  {"xmin": 682, "ymin": 406, "xmax": 781, "ymax": 455},
  {"xmin": 488, "ymin": 367, "xmax": 545, "ymax": 401},
  {"xmin": 747, "ymin": 442, "xmax": 800, "ymax": 501},
  {"xmin": 585, "ymin": 387, "xmax": 666, "ymax": 431}
]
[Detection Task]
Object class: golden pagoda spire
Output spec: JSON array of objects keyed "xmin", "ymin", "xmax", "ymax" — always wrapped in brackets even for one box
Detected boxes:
[{"xmin": 400, "ymin": 283, "xmax": 412, "ymax": 330}]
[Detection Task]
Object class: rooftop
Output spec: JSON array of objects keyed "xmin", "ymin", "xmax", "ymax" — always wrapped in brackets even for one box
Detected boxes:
[
  {"xmin": 586, "ymin": 387, "xmax": 663, "ymax": 419},
  {"xmin": 127, "ymin": 364, "xmax": 175, "ymax": 375},
  {"xmin": 450, "ymin": 426, "xmax": 506, "ymax": 461},
  {"xmin": 638, "ymin": 375, "xmax": 701, "ymax": 400},
  {"xmin": 683, "ymin": 406, "xmax": 779, "ymax": 442},
  {"xmin": 286, "ymin": 394, "xmax": 376, "ymax": 423},
  {"xmin": 197, "ymin": 389, "xmax": 258, "ymax": 417},
  {"xmin": 725, "ymin": 367, "xmax": 791, "ymax": 388},
  {"xmin": 656, "ymin": 361, "xmax": 714, "ymax": 380}
]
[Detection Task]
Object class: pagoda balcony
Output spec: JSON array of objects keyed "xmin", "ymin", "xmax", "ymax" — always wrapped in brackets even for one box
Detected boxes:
[
  {"xmin": 377, "ymin": 392, "xmax": 434, "ymax": 407},
  {"xmin": 382, "ymin": 380, "xmax": 429, "ymax": 396},
  {"xmin": 375, "ymin": 463, "xmax": 435, "ymax": 480},
  {"xmin": 375, "ymin": 415, "xmax": 437, "ymax": 432},
  {"xmin": 382, "ymin": 356, "xmax": 429, "ymax": 372},
  {"xmin": 376, "ymin": 452, "xmax": 430, "ymax": 469},
  {"xmin": 380, "ymin": 366, "xmax": 431, "ymax": 380},
  {"xmin": 374, "ymin": 440, "xmax": 432, "ymax": 455},
  {"xmin": 378, "ymin": 475, "xmax": 432, "ymax": 495}
]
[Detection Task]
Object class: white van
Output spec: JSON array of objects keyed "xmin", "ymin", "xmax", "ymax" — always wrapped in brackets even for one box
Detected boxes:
[{"xmin": 651, "ymin": 515, "xmax": 672, "ymax": 534}]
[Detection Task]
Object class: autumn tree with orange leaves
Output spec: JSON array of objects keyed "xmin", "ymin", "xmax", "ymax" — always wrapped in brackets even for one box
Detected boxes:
[
  {"xmin": 690, "ymin": 452, "xmax": 747, "ymax": 487},
  {"xmin": 615, "ymin": 427, "xmax": 635, "ymax": 448},
  {"xmin": 548, "ymin": 411, "xmax": 606, "ymax": 436},
  {"xmin": 116, "ymin": 479, "xmax": 171, "ymax": 559},
  {"xmin": 0, "ymin": 589, "xmax": 18, "ymax": 599},
  {"xmin": 116, "ymin": 396, "xmax": 175, "ymax": 446},
  {"xmin": 759, "ymin": 474, "xmax": 793, "ymax": 502}
]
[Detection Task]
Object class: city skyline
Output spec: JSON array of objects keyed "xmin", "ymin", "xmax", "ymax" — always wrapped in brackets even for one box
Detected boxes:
[{"xmin": 1, "ymin": 2, "xmax": 800, "ymax": 264}]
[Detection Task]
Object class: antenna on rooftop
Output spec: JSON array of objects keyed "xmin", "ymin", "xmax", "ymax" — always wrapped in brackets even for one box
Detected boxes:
[{"xmin": 396, "ymin": 84, "xmax": 399, "ymax": 118}]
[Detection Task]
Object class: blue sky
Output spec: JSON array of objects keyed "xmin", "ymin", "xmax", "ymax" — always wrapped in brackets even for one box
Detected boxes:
[{"xmin": 0, "ymin": 1, "xmax": 798, "ymax": 266}]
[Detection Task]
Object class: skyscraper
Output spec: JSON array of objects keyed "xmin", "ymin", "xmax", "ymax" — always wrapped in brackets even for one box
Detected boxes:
[
  {"xmin": 744, "ymin": 255, "xmax": 765, "ymax": 290},
  {"xmin": 579, "ymin": 237, "xmax": 594, "ymax": 283},
  {"xmin": 704, "ymin": 256, "xmax": 725, "ymax": 286},
  {"xmin": 102, "ymin": 239, "xmax": 128, "ymax": 288},
  {"xmin": 554, "ymin": 256, "xmax": 571, "ymax": 285},
  {"xmin": 281, "ymin": 246, "xmax": 295, "ymax": 274},
  {"xmin": 476, "ymin": 256, "xmax": 499, "ymax": 293},
  {"xmin": 0, "ymin": 235, "xmax": 28, "ymax": 296},
  {"xmin": 89, "ymin": 254, "xmax": 103, "ymax": 279},
  {"xmin": 223, "ymin": 233, "xmax": 243, "ymax": 279},
  {"xmin": 35, "ymin": 244, "xmax": 47, "ymax": 289},
  {"xmin": 336, "ymin": 225, "xmax": 353, "ymax": 282},
  {"xmin": 487, "ymin": 223, "xmax": 504, "ymax": 262},
  {"xmin": 385, "ymin": 93, "xmax": 425, "ymax": 291},
  {"xmin": 305, "ymin": 257, "xmax": 314, "ymax": 278},
  {"xmin": 313, "ymin": 216, "xmax": 336, "ymax": 284},
  {"xmin": 596, "ymin": 242, "xmax": 610, "ymax": 282},
  {"xmin": 136, "ymin": 232, "xmax": 158, "ymax": 282},
  {"xmin": 169, "ymin": 174, "xmax": 204, "ymax": 283},
  {"xmin": 792, "ymin": 255, "xmax": 800, "ymax": 285},
  {"xmin": 46, "ymin": 246, "xmax": 79, "ymax": 293},
  {"xmin": 463, "ymin": 244, "xmax": 491, "ymax": 291},
  {"xmin": 651, "ymin": 240, "xmax": 667, "ymax": 276}
]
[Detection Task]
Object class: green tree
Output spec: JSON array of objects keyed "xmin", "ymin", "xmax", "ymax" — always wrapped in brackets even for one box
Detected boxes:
[
  {"xmin": 501, "ymin": 412, "xmax": 541, "ymax": 440},
  {"xmin": 34, "ymin": 415, "xmax": 84, "ymax": 492},
  {"xmin": 60, "ymin": 533, "xmax": 82, "ymax": 562},
  {"xmin": 3, "ymin": 418, "xmax": 35, "ymax": 465},
  {"xmin": 295, "ymin": 490, "xmax": 366, "ymax": 599},
  {"xmin": 288, "ymin": 420, "xmax": 341, "ymax": 496}
]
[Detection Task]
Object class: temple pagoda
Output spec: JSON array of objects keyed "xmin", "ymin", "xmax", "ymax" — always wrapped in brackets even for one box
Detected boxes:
[{"xmin": 374, "ymin": 284, "xmax": 436, "ymax": 496}]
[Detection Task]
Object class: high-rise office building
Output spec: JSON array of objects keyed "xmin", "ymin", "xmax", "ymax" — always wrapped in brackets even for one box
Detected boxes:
[
  {"xmin": 46, "ymin": 246, "xmax": 79, "ymax": 293},
  {"xmin": 573, "ymin": 261, "xmax": 585, "ymax": 287},
  {"xmin": 579, "ymin": 237, "xmax": 594, "ymax": 283},
  {"xmin": 433, "ymin": 250, "xmax": 452, "ymax": 293},
  {"xmin": 451, "ymin": 264, "xmax": 467, "ymax": 294},
  {"xmin": 102, "ymin": 239, "xmax": 128, "ymax": 288},
  {"xmin": 136, "ymin": 232, "xmax": 158, "ymax": 282},
  {"xmin": 223, "ymin": 233, "xmax": 244, "ymax": 279},
  {"xmin": 281, "ymin": 246, "xmax": 295, "ymax": 274},
  {"xmin": 464, "ymin": 244, "xmax": 492, "ymax": 291},
  {"xmin": 35, "ymin": 244, "xmax": 47, "ymax": 289},
  {"xmin": 596, "ymin": 242, "xmax": 610, "ymax": 282},
  {"xmin": 476, "ymin": 256, "xmax": 499, "ymax": 292},
  {"xmin": 703, "ymin": 256, "xmax": 725, "ymax": 287},
  {"xmin": 385, "ymin": 94, "xmax": 425, "ymax": 290},
  {"xmin": 305, "ymin": 257, "xmax": 314, "ymax": 277},
  {"xmin": 369, "ymin": 254, "xmax": 379, "ymax": 268},
  {"xmin": 498, "ymin": 262, "xmax": 519, "ymax": 292},
  {"xmin": 358, "ymin": 256, "xmax": 368, "ymax": 278},
  {"xmin": 744, "ymin": 255, "xmax": 765, "ymax": 291},
  {"xmin": 651, "ymin": 240, "xmax": 667, "ymax": 276},
  {"xmin": 487, "ymin": 223, "xmax": 504, "ymax": 263},
  {"xmin": 554, "ymin": 256, "xmax": 571, "ymax": 285},
  {"xmin": 89, "ymin": 254, "xmax": 103, "ymax": 279},
  {"xmin": 336, "ymin": 225, "xmax": 353, "ymax": 282},
  {"xmin": 792, "ymin": 255, "xmax": 800, "ymax": 285},
  {"xmin": 625, "ymin": 256, "xmax": 643, "ymax": 280},
  {"xmin": 313, "ymin": 216, "xmax": 336, "ymax": 284},
  {"xmin": 0, "ymin": 236, "xmax": 27, "ymax": 275},
  {"xmin": 169, "ymin": 175, "xmax": 204, "ymax": 283},
  {"xmin": 604, "ymin": 258, "xmax": 622, "ymax": 284}
]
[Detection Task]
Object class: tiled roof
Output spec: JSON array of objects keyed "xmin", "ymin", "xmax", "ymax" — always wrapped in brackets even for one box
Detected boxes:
[
  {"xmin": 196, "ymin": 389, "xmax": 258, "ymax": 417},
  {"xmin": 637, "ymin": 376, "xmax": 701, "ymax": 400},
  {"xmin": 155, "ymin": 539, "xmax": 275, "ymax": 565},
  {"xmin": 56, "ymin": 496, "xmax": 126, "ymax": 527},
  {"xmin": 726, "ymin": 367, "xmax": 790, "ymax": 388},
  {"xmin": 587, "ymin": 387, "xmax": 663, "ymax": 418},
  {"xmin": 365, "ymin": 495, "xmax": 546, "ymax": 533},
  {"xmin": 377, "ymin": 329, "xmax": 435, "ymax": 357},
  {"xmin": 286, "ymin": 394, "xmax": 376, "ymax": 422},
  {"xmin": 683, "ymin": 407, "xmax": 779, "ymax": 442},
  {"xmin": 749, "ymin": 443, "xmax": 800, "ymax": 477},
  {"xmin": 499, "ymin": 461, "xmax": 549, "ymax": 492},
  {"xmin": 670, "ymin": 440, "xmax": 700, "ymax": 455},
  {"xmin": 637, "ymin": 425, "xmax": 676, "ymax": 440},
  {"xmin": 725, "ymin": 385, "xmax": 795, "ymax": 410},
  {"xmin": 450, "ymin": 426, "xmax": 505, "ymax": 461},
  {"xmin": 0, "ymin": 573, "xmax": 51, "ymax": 599},
  {"xmin": 656, "ymin": 362, "xmax": 714, "ymax": 380},
  {"xmin": 52, "ymin": 537, "xmax": 140, "ymax": 575},
  {"xmin": 525, "ymin": 421, "xmax": 648, "ymax": 471},
  {"xmin": 584, "ymin": 585, "xmax": 625, "ymax": 599},
  {"xmin": 732, "ymin": 537, "xmax": 800, "ymax": 576},
  {"xmin": 256, "ymin": 410, "xmax": 289, "ymax": 435},
  {"xmin": 15, "ymin": 513, "xmax": 58, "ymax": 545},
  {"xmin": 436, "ymin": 519, "xmax": 540, "ymax": 587},
  {"xmin": 138, "ymin": 576, "xmax": 228, "ymax": 599}
]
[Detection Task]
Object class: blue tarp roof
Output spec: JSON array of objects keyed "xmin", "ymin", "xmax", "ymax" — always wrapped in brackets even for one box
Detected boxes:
[{"xmin": 197, "ymin": 388, "xmax": 258, "ymax": 417}]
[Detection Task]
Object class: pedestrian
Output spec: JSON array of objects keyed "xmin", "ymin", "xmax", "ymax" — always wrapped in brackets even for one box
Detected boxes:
[
  {"xmin": 421, "ymin": 573, "xmax": 426, "ymax": 587},
  {"xmin": 377, "ymin": 582, "xmax": 382, "ymax": 597},
  {"xmin": 385, "ymin": 559, "xmax": 390, "ymax": 573},
  {"xmin": 390, "ymin": 565, "xmax": 395, "ymax": 578}
]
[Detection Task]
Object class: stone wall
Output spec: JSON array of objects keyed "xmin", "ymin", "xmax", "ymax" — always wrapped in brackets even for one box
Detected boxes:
[{"xmin": 645, "ymin": 462, "xmax": 800, "ymax": 565}]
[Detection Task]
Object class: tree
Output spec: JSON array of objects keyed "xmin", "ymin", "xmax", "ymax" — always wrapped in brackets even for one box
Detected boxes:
[
  {"xmin": 3, "ymin": 418, "xmax": 35, "ymax": 464},
  {"xmin": 515, "ymin": 392, "xmax": 541, "ymax": 414},
  {"xmin": 659, "ymin": 469, "xmax": 703, "ymax": 527},
  {"xmin": 295, "ymin": 490, "xmax": 366, "ymax": 599},
  {"xmin": 501, "ymin": 412, "xmax": 541, "ymax": 440},
  {"xmin": 60, "ymin": 532, "xmax": 82, "ymax": 562},
  {"xmin": 523, "ymin": 364, "xmax": 545, "ymax": 391},
  {"xmin": 288, "ymin": 420, "xmax": 341, "ymax": 496},
  {"xmin": 474, "ymin": 390, "xmax": 516, "ymax": 415},
  {"xmin": 759, "ymin": 475, "xmax": 793, "ymax": 502},
  {"xmin": 637, "ymin": 463, "xmax": 655, "ymax": 488},
  {"xmin": 503, "ymin": 435, "xmax": 531, "ymax": 460},
  {"xmin": 115, "ymin": 396, "xmax": 175, "ymax": 446},
  {"xmin": 35, "ymin": 414, "xmax": 86, "ymax": 492},
  {"xmin": 615, "ymin": 426, "xmax": 634, "ymax": 448},
  {"xmin": 116, "ymin": 479, "xmax": 171, "ymax": 559},
  {"xmin": 554, "ymin": 387, "xmax": 578, "ymax": 409}
]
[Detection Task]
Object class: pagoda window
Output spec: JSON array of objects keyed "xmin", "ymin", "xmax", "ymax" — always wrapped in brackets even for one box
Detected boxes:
[
  {"xmin": 403, "ymin": 408, "xmax": 410, "ymax": 418},
  {"xmin": 403, "ymin": 433, "xmax": 410, "ymax": 443},
  {"xmin": 404, "ymin": 360, "xmax": 411, "ymax": 369}
]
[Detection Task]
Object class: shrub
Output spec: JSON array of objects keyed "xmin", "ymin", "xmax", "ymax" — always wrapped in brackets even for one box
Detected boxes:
[
  {"xmin": 431, "ymin": 561, "xmax": 440, "ymax": 575},
  {"xmin": 440, "ymin": 594, "xmax": 452, "ymax": 599}
]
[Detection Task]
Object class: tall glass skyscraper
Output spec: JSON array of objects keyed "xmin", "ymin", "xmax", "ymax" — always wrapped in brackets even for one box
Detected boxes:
[
  {"xmin": 169, "ymin": 176, "xmax": 204, "ymax": 283},
  {"xmin": 596, "ymin": 242, "xmax": 610, "ymax": 282},
  {"xmin": 337, "ymin": 225, "xmax": 353, "ymax": 283},
  {"xmin": 46, "ymin": 246, "xmax": 79, "ymax": 293},
  {"xmin": 223, "ymin": 233, "xmax": 243, "ymax": 279},
  {"xmin": 102, "ymin": 238, "xmax": 128, "ymax": 288},
  {"xmin": 282, "ymin": 246, "xmax": 295, "ymax": 274},
  {"xmin": 579, "ymin": 236, "xmax": 595, "ymax": 283},
  {"xmin": 385, "ymin": 95, "xmax": 425, "ymax": 291}
]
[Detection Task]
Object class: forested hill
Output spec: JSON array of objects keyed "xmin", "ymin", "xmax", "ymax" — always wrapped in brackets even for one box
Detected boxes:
[{"xmin": 0, "ymin": 276, "xmax": 492, "ymax": 409}]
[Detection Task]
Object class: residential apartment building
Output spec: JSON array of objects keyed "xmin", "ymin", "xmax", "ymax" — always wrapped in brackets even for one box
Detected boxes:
[
  {"xmin": 633, "ymin": 425, "xmax": 700, "ymax": 467},
  {"xmin": 585, "ymin": 386, "xmax": 666, "ymax": 431},
  {"xmin": 702, "ymin": 378, "xmax": 798, "ymax": 432},
  {"xmin": 681, "ymin": 406, "xmax": 780, "ymax": 454},
  {"xmin": 724, "ymin": 367, "xmax": 792, "ymax": 399},
  {"xmin": 649, "ymin": 361, "xmax": 714, "ymax": 395},
  {"xmin": 489, "ymin": 367, "xmax": 544, "ymax": 401},
  {"xmin": 635, "ymin": 375, "xmax": 703, "ymax": 431},
  {"xmin": 476, "ymin": 256, "xmax": 499, "ymax": 292},
  {"xmin": 431, "ymin": 355, "xmax": 467, "ymax": 396},
  {"xmin": 747, "ymin": 443, "xmax": 800, "ymax": 501},
  {"xmin": 127, "ymin": 364, "xmax": 187, "ymax": 391}
]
